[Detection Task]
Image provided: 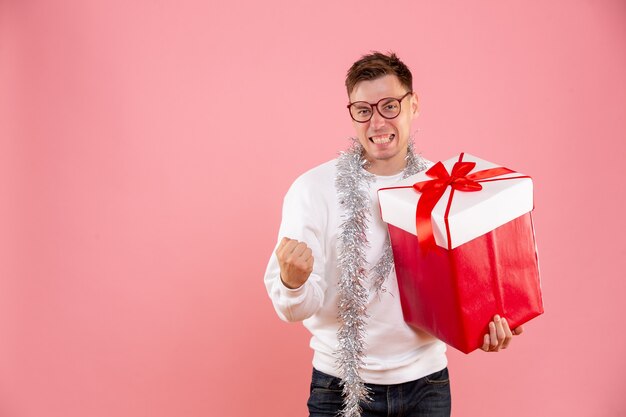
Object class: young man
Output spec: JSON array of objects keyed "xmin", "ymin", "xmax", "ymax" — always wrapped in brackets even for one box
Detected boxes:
[{"xmin": 264, "ymin": 52, "xmax": 523, "ymax": 417}]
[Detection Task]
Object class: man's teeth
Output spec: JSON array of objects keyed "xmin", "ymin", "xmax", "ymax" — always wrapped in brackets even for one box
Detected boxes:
[{"xmin": 370, "ymin": 134, "xmax": 395, "ymax": 144}]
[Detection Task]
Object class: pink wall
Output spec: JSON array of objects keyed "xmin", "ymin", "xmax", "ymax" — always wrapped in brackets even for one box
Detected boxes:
[{"xmin": 1, "ymin": 1, "xmax": 625, "ymax": 416}]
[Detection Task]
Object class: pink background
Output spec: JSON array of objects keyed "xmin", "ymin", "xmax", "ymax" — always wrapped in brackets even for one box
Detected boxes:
[{"xmin": 1, "ymin": 1, "xmax": 625, "ymax": 416}]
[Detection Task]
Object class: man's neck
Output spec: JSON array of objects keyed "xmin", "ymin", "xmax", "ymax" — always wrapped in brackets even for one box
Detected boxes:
[{"xmin": 364, "ymin": 154, "xmax": 408, "ymax": 176}]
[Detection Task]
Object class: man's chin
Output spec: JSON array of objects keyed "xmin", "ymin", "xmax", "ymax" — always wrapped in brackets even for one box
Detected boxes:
[{"xmin": 363, "ymin": 150, "xmax": 399, "ymax": 163}]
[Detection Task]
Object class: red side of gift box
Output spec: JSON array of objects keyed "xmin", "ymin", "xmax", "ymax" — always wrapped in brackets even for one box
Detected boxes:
[{"xmin": 388, "ymin": 212, "xmax": 544, "ymax": 354}]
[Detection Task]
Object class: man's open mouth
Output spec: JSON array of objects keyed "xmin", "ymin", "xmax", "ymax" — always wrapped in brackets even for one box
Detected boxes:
[{"xmin": 369, "ymin": 134, "xmax": 395, "ymax": 144}]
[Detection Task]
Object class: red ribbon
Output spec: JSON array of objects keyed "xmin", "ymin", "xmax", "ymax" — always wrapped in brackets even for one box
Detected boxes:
[{"xmin": 411, "ymin": 153, "xmax": 526, "ymax": 250}]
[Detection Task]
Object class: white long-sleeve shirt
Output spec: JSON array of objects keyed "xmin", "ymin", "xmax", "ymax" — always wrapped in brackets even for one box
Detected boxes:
[{"xmin": 264, "ymin": 159, "xmax": 447, "ymax": 384}]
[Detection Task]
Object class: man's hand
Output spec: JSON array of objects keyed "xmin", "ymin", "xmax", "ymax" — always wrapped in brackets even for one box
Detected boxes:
[
  {"xmin": 275, "ymin": 237, "xmax": 314, "ymax": 289},
  {"xmin": 481, "ymin": 314, "xmax": 524, "ymax": 352}
]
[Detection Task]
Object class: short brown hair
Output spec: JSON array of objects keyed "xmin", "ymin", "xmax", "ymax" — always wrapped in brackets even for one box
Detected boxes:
[{"xmin": 345, "ymin": 51, "xmax": 413, "ymax": 96}]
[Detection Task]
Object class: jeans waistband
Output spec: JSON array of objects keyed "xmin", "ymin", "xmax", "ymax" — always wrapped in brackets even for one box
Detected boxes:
[{"xmin": 311, "ymin": 368, "xmax": 343, "ymax": 390}]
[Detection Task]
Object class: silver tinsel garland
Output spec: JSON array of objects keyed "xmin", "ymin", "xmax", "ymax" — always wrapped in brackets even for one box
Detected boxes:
[
  {"xmin": 334, "ymin": 139, "xmax": 427, "ymax": 417},
  {"xmin": 370, "ymin": 147, "xmax": 427, "ymax": 295}
]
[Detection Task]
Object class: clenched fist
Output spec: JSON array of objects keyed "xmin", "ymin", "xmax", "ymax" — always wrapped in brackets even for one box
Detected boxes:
[{"xmin": 275, "ymin": 237, "xmax": 314, "ymax": 289}]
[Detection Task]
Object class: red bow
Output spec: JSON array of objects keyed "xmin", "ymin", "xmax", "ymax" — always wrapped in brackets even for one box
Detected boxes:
[{"xmin": 412, "ymin": 157, "xmax": 515, "ymax": 250}]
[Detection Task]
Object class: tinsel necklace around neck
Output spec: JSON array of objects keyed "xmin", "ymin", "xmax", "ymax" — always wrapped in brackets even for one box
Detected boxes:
[{"xmin": 334, "ymin": 139, "xmax": 428, "ymax": 417}]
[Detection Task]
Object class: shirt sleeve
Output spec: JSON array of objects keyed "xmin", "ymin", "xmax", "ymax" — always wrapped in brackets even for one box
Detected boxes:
[{"xmin": 263, "ymin": 175, "xmax": 328, "ymax": 322}]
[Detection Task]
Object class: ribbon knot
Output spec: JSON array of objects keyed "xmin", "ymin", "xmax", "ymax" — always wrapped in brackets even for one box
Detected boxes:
[{"xmin": 414, "ymin": 161, "xmax": 484, "ymax": 192}]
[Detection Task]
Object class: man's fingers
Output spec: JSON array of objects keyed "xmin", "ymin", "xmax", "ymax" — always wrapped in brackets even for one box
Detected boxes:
[
  {"xmin": 512, "ymin": 325, "xmax": 524, "ymax": 336},
  {"xmin": 276, "ymin": 239, "xmax": 313, "ymax": 267},
  {"xmin": 483, "ymin": 316, "xmax": 519, "ymax": 353},
  {"xmin": 495, "ymin": 315, "xmax": 506, "ymax": 347},
  {"xmin": 279, "ymin": 239, "xmax": 300, "ymax": 257},
  {"xmin": 277, "ymin": 237, "xmax": 291, "ymax": 251},
  {"xmin": 482, "ymin": 334, "xmax": 490, "ymax": 352},
  {"xmin": 276, "ymin": 237, "xmax": 294, "ymax": 255},
  {"xmin": 501, "ymin": 318, "xmax": 513, "ymax": 349},
  {"xmin": 275, "ymin": 238, "xmax": 314, "ymax": 289},
  {"xmin": 296, "ymin": 247, "xmax": 313, "ymax": 272},
  {"xmin": 489, "ymin": 321, "xmax": 499, "ymax": 351},
  {"xmin": 277, "ymin": 239, "xmax": 311, "ymax": 257},
  {"xmin": 292, "ymin": 242, "xmax": 309, "ymax": 257}
]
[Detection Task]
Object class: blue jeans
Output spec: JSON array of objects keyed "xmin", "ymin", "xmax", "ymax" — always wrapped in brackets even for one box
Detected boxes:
[{"xmin": 307, "ymin": 367, "xmax": 451, "ymax": 417}]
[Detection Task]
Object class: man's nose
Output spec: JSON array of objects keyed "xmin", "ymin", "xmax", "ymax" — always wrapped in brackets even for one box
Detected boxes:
[{"xmin": 370, "ymin": 107, "xmax": 386, "ymax": 129}]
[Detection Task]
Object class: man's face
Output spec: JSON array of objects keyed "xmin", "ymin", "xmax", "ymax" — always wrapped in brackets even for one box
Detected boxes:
[{"xmin": 348, "ymin": 74, "xmax": 418, "ymax": 173}]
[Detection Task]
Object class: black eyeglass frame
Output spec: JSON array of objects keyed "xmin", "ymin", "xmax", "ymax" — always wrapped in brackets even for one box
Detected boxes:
[{"xmin": 346, "ymin": 91, "xmax": 413, "ymax": 123}]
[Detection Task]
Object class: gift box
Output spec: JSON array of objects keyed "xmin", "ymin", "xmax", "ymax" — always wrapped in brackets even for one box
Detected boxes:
[{"xmin": 378, "ymin": 152, "xmax": 544, "ymax": 353}]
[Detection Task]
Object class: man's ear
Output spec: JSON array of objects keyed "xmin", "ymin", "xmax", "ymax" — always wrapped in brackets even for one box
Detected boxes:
[{"xmin": 411, "ymin": 92, "xmax": 419, "ymax": 118}]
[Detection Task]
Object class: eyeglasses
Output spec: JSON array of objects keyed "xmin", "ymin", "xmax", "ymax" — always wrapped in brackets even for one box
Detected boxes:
[{"xmin": 347, "ymin": 91, "xmax": 413, "ymax": 123}]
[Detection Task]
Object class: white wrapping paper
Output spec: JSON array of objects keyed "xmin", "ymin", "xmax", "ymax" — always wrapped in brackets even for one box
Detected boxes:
[{"xmin": 378, "ymin": 153, "xmax": 534, "ymax": 249}]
